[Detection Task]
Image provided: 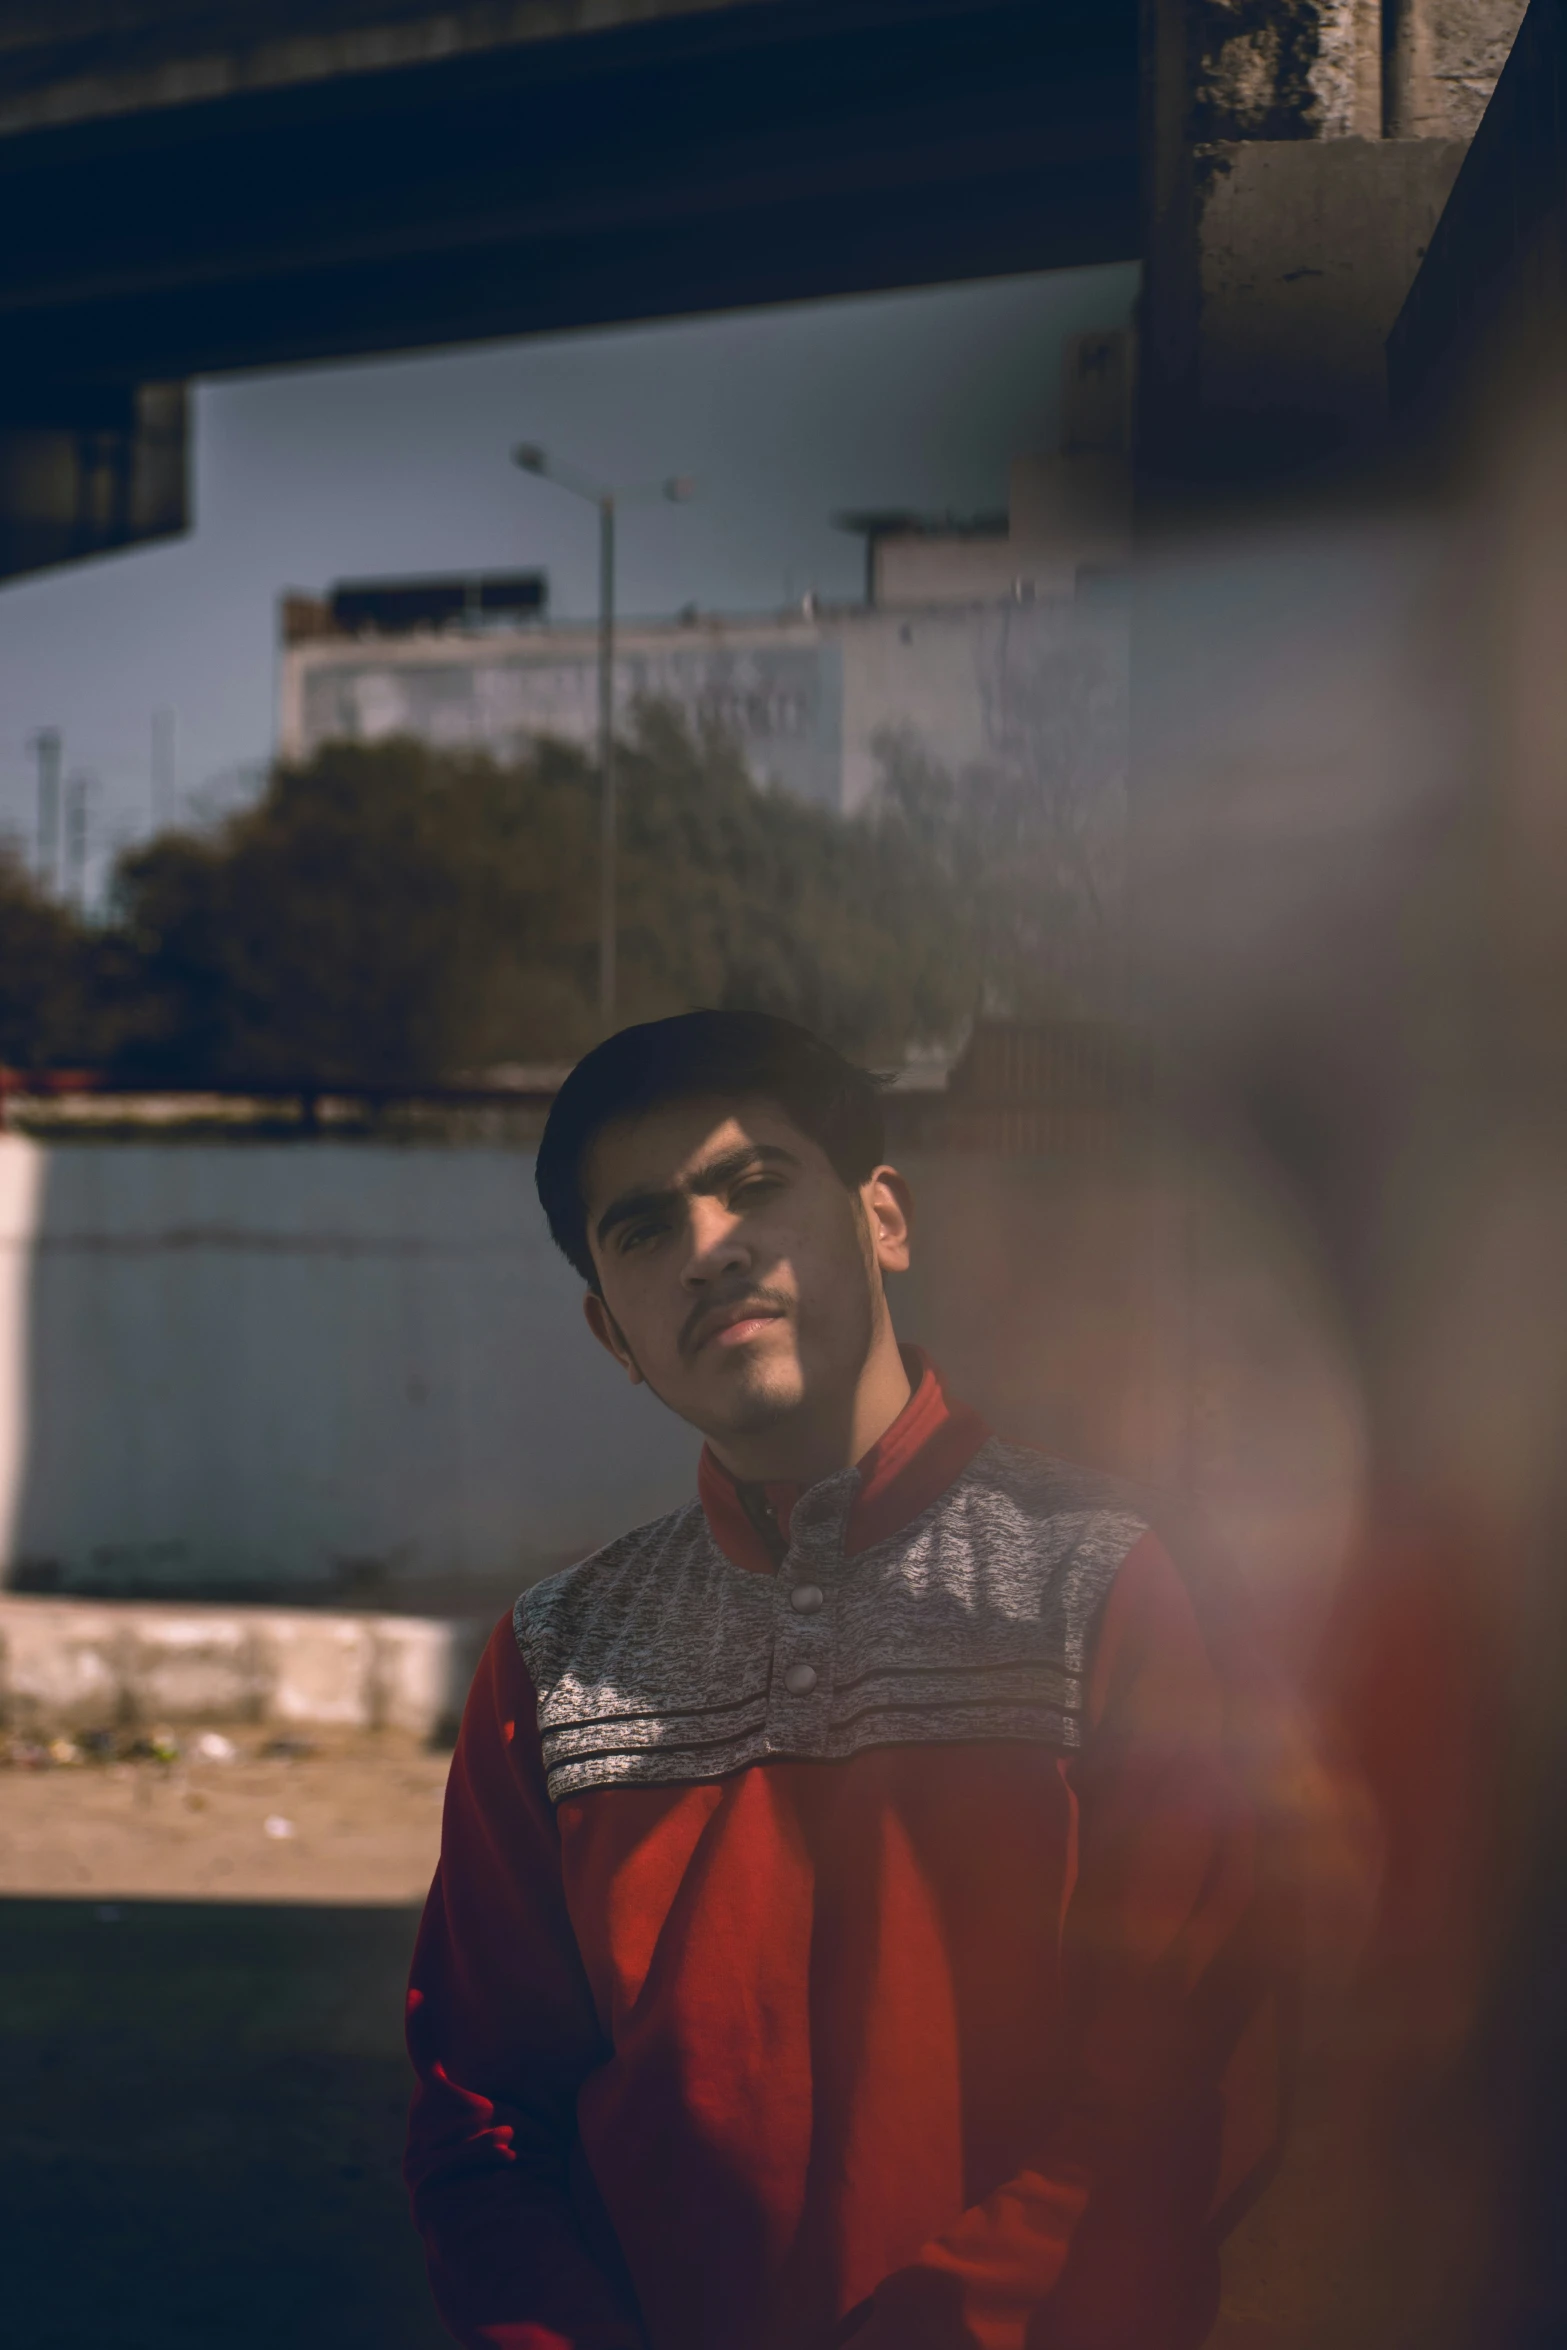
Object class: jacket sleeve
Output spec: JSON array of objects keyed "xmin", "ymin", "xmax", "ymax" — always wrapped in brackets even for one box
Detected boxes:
[
  {"xmin": 846, "ymin": 1532, "xmax": 1263, "ymax": 2350},
  {"xmin": 404, "ymin": 1615, "xmax": 647, "ymax": 2350}
]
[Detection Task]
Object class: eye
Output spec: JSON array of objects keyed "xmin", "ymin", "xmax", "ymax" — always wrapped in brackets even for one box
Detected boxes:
[
  {"xmin": 618, "ymin": 1219, "xmax": 666, "ymax": 1254},
  {"xmin": 733, "ymin": 1172, "xmax": 783, "ymax": 1207}
]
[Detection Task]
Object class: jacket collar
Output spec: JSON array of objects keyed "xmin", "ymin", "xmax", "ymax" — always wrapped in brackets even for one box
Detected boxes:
[{"xmin": 698, "ymin": 1346, "xmax": 991, "ymax": 1574}]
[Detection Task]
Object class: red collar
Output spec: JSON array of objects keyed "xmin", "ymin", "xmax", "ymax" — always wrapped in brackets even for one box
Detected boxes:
[{"xmin": 698, "ymin": 1348, "xmax": 991, "ymax": 1574}]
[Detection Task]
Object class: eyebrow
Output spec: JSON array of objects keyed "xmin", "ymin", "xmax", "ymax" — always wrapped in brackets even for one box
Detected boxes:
[{"xmin": 594, "ymin": 1142, "xmax": 800, "ymax": 1249}]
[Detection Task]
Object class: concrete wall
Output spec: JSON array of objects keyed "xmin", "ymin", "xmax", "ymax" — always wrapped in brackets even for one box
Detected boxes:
[
  {"xmin": 1385, "ymin": 0, "xmax": 1530, "ymax": 138},
  {"xmin": 0, "ymin": 1130, "xmax": 1364, "ymax": 1665},
  {"xmin": 1195, "ymin": 135, "xmax": 1466, "ymax": 443},
  {"xmin": 0, "ymin": 1135, "xmax": 697, "ymax": 1606},
  {"xmin": 0, "ymin": 1594, "xmax": 481, "ymax": 1738},
  {"xmin": 1140, "ymin": 0, "xmax": 1526, "ymax": 474}
]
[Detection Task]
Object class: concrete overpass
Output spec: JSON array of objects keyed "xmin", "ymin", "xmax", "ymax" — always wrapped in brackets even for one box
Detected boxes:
[
  {"xmin": 0, "ymin": 1, "xmax": 1534, "ymax": 583},
  {"xmin": 0, "ymin": 0, "xmax": 1138, "ymax": 577}
]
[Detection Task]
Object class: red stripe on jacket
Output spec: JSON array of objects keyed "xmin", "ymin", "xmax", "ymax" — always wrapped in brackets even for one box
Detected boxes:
[{"xmin": 405, "ymin": 1366, "xmax": 1261, "ymax": 2350}]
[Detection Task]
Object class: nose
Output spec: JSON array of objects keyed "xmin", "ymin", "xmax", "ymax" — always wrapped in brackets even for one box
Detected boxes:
[{"xmin": 681, "ymin": 1195, "xmax": 750, "ymax": 1288}]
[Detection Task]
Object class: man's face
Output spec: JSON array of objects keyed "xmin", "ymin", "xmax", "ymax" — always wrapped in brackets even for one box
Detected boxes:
[{"xmin": 580, "ymin": 1095, "xmax": 911, "ymax": 1446}]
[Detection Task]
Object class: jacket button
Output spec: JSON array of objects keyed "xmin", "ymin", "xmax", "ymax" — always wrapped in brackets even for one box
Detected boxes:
[
  {"xmin": 783, "ymin": 1662, "xmax": 818, "ymax": 1696},
  {"xmin": 790, "ymin": 1583, "xmax": 825, "ymax": 1614}
]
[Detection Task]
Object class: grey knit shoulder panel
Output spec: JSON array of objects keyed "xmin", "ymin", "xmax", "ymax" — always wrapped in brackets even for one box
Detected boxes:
[{"xmin": 513, "ymin": 1438, "xmax": 1146, "ymax": 1804}]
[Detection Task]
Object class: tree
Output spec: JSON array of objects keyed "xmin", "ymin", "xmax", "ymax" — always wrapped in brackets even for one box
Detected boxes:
[
  {"xmin": 103, "ymin": 709, "xmax": 976, "ymax": 1085},
  {"xmin": 871, "ymin": 610, "xmax": 1128, "ymax": 1019},
  {"xmin": 0, "ymin": 848, "xmax": 102, "ymax": 1071},
  {"xmin": 2, "ymin": 675, "xmax": 1125, "ymax": 1090},
  {"xmin": 108, "ymin": 735, "xmax": 602, "ymax": 1083},
  {"xmin": 614, "ymin": 703, "xmax": 969, "ymax": 1056}
]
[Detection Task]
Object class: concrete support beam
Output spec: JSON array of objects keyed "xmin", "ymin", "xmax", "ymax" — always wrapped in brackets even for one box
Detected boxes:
[
  {"xmin": 0, "ymin": 381, "xmax": 187, "ymax": 584},
  {"xmin": 1389, "ymin": 0, "xmax": 1567, "ymax": 423},
  {"xmin": 1139, "ymin": 0, "xmax": 1523, "ymax": 484},
  {"xmin": 0, "ymin": 2, "xmax": 1138, "ymax": 583},
  {"xmin": 1384, "ymin": 0, "xmax": 1529, "ymax": 137},
  {"xmin": 1194, "ymin": 134, "xmax": 1465, "ymax": 454}
]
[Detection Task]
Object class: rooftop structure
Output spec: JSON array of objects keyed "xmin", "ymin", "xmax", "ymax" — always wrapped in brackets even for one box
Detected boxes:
[{"xmin": 283, "ymin": 572, "xmax": 548, "ymax": 642}]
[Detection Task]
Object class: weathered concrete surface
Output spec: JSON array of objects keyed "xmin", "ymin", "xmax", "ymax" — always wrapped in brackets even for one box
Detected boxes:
[
  {"xmin": 1140, "ymin": 0, "xmax": 1524, "ymax": 478},
  {"xmin": 1385, "ymin": 0, "xmax": 1530, "ymax": 137},
  {"xmin": 1185, "ymin": 0, "xmax": 1383, "ymax": 142},
  {"xmin": 0, "ymin": 1133, "xmax": 696, "ymax": 1601},
  {"xmin": 1169, "ymin": 0, "xmax": 1522, "ymax": 148},
  {"xmin": 1196, "ymin": 134, "xmax": 1466, "ymax": 442},
  {"xmin": 0, "ymin": 1594, "xmax": 485, "ymax": 1737}
]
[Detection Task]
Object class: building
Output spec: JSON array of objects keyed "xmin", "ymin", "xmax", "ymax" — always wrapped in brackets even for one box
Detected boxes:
[
  {"xmin": 836, "ymin": 329, "xmax": 1133, "ymax": 610},
  {"xmin": 280, "ymin": 594, "xmax": 1127, "ymax": 819},
  {"xmin": 278, "ymin": 334, "xmax": 1130, "ymax": 818}
]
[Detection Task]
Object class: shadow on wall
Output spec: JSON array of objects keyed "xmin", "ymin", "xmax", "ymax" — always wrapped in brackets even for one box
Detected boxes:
[{"xmin": 0, "ymin": 1139, "xmax": 696, "ymax": 1616}]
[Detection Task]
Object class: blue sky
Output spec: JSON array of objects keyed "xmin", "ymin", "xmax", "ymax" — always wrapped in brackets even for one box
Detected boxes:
[{"xmin": 0, "ymin": 263, "xmax": 1136, "ymax": 894}]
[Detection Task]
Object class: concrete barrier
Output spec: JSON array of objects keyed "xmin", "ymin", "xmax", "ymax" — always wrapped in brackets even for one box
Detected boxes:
[{"xmin": 0, "ymin": 1595, "xmax": 486, "ymax": 1741}]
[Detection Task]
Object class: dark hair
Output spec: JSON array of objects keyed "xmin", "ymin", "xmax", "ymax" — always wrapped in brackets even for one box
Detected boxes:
[{"xmin": 536, "ymin": 1010, "xmax": 886, "ymax": 1282}]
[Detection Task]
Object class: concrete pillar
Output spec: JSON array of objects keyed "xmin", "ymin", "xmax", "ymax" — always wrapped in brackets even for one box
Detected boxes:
[
  {"xmin": 1138, "ymin": 0, "xmax": 1525, "ymax": 485},
  {"xmin": 1384, "ymin": 0, "xmax": 1529, "ymax": 137},
  {"xmin": 0, "ymin": 381, "xmax": 188, "ymax": 585}
]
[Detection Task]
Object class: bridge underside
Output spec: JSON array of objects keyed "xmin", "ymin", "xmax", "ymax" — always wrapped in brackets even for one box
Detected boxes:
[
  {"xmin": 0, "ymin": 0, "xmax": 1137, "ymax": 579},
  {"xmin": 0, "ymin": 0, "xmax": 1136, "ymax": 385}
]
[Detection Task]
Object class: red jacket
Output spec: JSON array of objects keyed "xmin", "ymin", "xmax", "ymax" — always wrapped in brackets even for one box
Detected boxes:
[{"xmin": 405, "ymin": 1359, "xmax": 1267, "ymax": 2350}]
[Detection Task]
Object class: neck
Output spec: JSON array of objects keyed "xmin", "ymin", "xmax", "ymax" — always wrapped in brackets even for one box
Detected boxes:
[{"xmin": 706, "ymin": 1318, "xmax": 912, "ymax": 1488}]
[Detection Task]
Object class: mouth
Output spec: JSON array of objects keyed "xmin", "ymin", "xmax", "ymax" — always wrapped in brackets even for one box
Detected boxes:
[{"xmin": 691, "ymin": 1302, "xmax": 786, "ymax": 1356}]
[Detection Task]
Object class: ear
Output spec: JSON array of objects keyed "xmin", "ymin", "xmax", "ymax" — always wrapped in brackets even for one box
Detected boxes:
[
  {"xmin": 862, "ymin": 1164, "xmax": 913, "ymax": 1276},
  {"xmin": 584, "ymin": 1289, "xmax": 645, "ymax": 1385}
]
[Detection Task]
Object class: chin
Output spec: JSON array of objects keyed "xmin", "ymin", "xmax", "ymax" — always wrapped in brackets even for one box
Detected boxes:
[{"xmin": 702, "ymin": 1353, "xmax": 804, "ymax": 1436}]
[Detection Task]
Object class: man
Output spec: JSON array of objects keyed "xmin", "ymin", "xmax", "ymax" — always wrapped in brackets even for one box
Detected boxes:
[{"xmin": 405, "ymin": 1010, "xmax": 1263, "ymax": 2350}]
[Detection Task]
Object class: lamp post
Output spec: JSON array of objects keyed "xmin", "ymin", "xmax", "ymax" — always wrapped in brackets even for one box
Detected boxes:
[
  {"xmin": 512, "ymin": 446, "xmax": 694, "ymax": 1026},
  {"xmin": 28, "ymin": 727, "xmax": 61, "ymax": 893}
]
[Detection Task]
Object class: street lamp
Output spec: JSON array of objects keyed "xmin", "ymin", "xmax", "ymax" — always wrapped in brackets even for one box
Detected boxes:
[{"xmin": 511, "ymin": 445, "xmax": 695, "ymax": 1025}]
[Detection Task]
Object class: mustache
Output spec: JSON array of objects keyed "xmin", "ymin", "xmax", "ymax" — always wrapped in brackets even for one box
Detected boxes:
[{"xmin": 679, "ymin": 1283, "xmax": 792, "ymax": 1360}]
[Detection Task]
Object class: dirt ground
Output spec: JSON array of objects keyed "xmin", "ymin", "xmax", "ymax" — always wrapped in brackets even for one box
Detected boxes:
[{"xmin": 0, "ymin": 1726, "xmax": 449, "ymax": 1904}]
